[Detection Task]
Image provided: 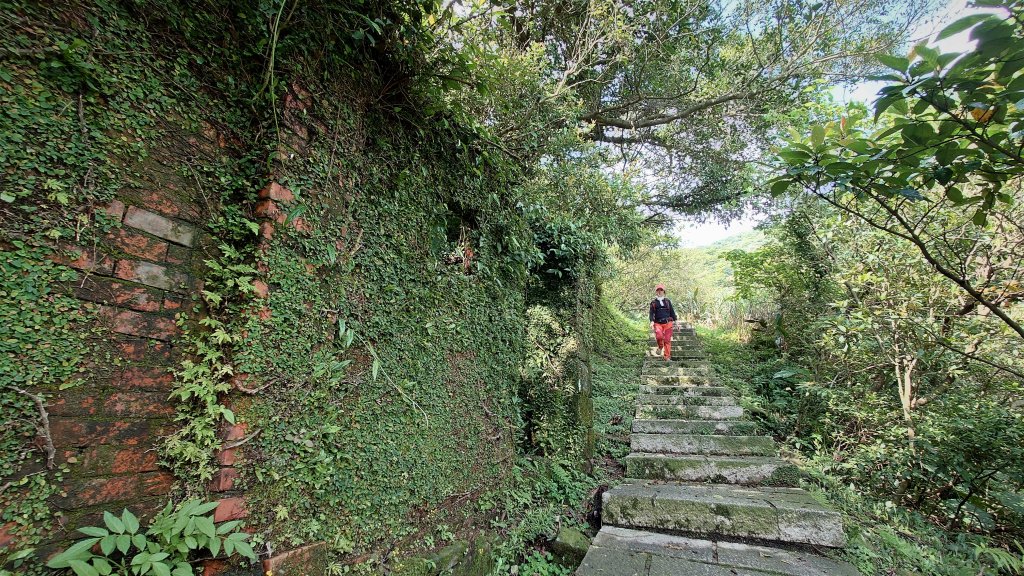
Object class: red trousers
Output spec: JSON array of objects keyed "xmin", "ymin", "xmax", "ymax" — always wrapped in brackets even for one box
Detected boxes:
[{"xmin": 654, "ymin": 321, "xmax": 674, "ymax": 360}]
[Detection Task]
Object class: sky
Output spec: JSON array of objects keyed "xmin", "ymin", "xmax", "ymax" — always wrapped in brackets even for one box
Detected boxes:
[{"xmin": 674, "ymin": 0, "xmax": 995, "ymax": 247}]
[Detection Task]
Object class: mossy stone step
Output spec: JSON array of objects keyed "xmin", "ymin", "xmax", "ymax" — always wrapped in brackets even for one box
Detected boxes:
[
  {"xmin": 637, "ymin": 385, "xmax": 731, "ymax": 396},
  {"xmin": 632, "ymin": 419, "xmax": 758, "ymax": 435},
  {"xmin": 645, "ymin": 349, "xmax": 705, "ymax": 359},
  {"xmin": 642, "ymin": 374, "xmax": 716, "ymax": 386},
  {"xmin": 635, "ymin": 404, "xmax": 744, "ymax": 420},
  {"xmin": 644, "ymin": 359, "xmax": 711, "ymax": 368},
  {"xmin": 577, "ymin": 526, "xmax": 858, "ymax": 576},
  {"xmin": 637, "ymin": 394, "xmax": 737, "ymax": 407},
  {"xmin": 624, "ymin": 453, "xmax": 801, "ymax": 485},
  {"xmin": 602, "ymin": 481, "xmax": 846, "ymax": 548},
  {"xmin": 630, "ymin": 433, "xmax": 775, "ymax": 456},
  {"xmin": 642, "ymin": 366, "xmax": 713, "ymax": 377}
]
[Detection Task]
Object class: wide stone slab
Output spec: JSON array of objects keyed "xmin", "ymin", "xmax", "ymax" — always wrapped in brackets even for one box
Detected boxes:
[
  {"xmin": 637, "ymin": 385, "xmax": 731, "ymax": 397},
  {"xmin": 602, "ymin": 481, "xmax": 846, "ymax": 547},
  {"xmin": 632, "ymin": 419, "xmax": 758, "ymax": 436},
  {"xmin": 643, "ymin": 356, "xmax": 708, "ymax": 364},
  {"xmin": 643, "ymin": 366, "xmax": 713, "ymax": 377},
  {"xmin": 637, "ymin": 395, "xmax": 737, "ymax": 407},
  {"xmin": 624, "ymin": 453, "xmax": 801, "ymax": 485},
  {"xmin": 635, "ymin": 405, "xmax": 744, "ymax": 420},
  {"xmin": 646, "ymin": 348, "xmax": 705, "ymax": 359},
  {"xmin": 642, "ymin": 374, "xmax": 717, "ymax": 386},
  {"xmin": 630, "ymin": 434, "xmax": 775, "ymax": 456},
  {"xmin": 576, "ymin": 526, "xmax": 858, "ymax": 576}
]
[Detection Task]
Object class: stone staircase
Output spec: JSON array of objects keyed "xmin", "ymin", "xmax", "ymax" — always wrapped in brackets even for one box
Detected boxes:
[{"xmin": 577, "ymin": 325, "xmax": 858, "ymax": 575}]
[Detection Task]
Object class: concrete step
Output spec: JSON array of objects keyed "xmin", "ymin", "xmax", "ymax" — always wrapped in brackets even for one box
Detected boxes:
[
  {"xmin": 635, "ymin": 405, "xmax": 744, "ymax": 420},
  {"xmin": 642, "ymin": 374, "xmax": 716, "ymax": 386},
  {"xmin": 637, "ymin": 395, "xmax": 737, "ymax": 407},
  {"xmin": 630, "ymin": 434, "xmax": 775, "ymax": 456},
  {"xmin": 644, "ymin": 359, "xmax": 711, "ymax": 368},
  {"xmin": 577, "ymin": 526, "xmax": 858, "ymax": 576},
  {"xmin": 642, "ymin": 366, "xmax": 713, "ymax": 378},
  {"xmin": 637, "ymin": 385, "xmax": 731, "ymax": 396},
  {"xmin": 602, "ymin": 481, "xmax": 846, "ymax": 548},
  {"xmin": 632, "ymin": 419, "xmax": 758, "ymax": 435},
  {"xmin": 624, "ymin": 453, "xmax": 801, "ymax": 485},
  {"xmin": 647, "ymin": 338, "xmax": 698, "ymax": 345},
  {"xmin": 645, "ymin": 349, "xmax": 705, "ymax": 359}
]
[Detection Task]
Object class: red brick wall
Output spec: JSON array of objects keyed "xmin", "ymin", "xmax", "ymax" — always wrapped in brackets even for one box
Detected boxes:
[{"xmin": 36, "ymin": 189, "xmax": 207, "ymax": 555}]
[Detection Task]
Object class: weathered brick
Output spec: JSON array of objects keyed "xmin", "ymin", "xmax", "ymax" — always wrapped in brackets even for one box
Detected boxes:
[
  {"xmin": 201, "ymin": 560, "xmax": 231, "ymax": 576},
  {"xmin": 131, "ymin": 190, "xmax": 183, "ymax": 218},
  {"xmin": 75, "ymin": 277, "xmax": 163, "ymax": 313},
  {"xmin": 209, "ymin": 468, "xmax": 240, "ymax": 492},
  {"xmin": 107, "ymin": 228, "xmax": 169, "ymax": 261},
  {"xmin": 63, "ymin": 444, "xmax": 161, "ymax": 475},
  {"xmin": 53, "ymin": 245, "xmax": 115, "ymax": 275},
  {"xmin": 0, "ymin": 522, "xmax": 17, "ymax": 550},
  {"xmin": 215, "ymin": 447, "xmax": 238, "ymax": 466},
  {"xmin": 291, "ymin": 217, "xmax": 311, "ymax": 233},
  {"xmin": 101, "ymin": 200, "xmax": 126, "ymax": 221},
  {"xmin": 114, "ymin": 338, "xmax": 171, "ymax": 362},
  {"xmin": 258, "ymin": 182, "xmax": 295, "ymax": 203},
  {"xmin": 115, "ymin": 366, "xmax": 175, "ymax": 391},
  {"xmin": 161, "ymin": 295, "xmax": 185, "ymax": 312},
  {"xmin": 253, "ymin": 199, "xmax": 286, "ymax": 223},
  {"xmin": 99, "ymin": 306, "xmax": 178, "ymax": 341},
  {"xmin": 223, "ymin": 422, "xmax": 248, "ymax": 442},
  {"xmin": 258, "ymin": 221, "xmax": 275, "ymax": 240},
  {"xmin": 103, "ymin": 392, "xmax": 174, "ymax": 418},
  {"xmin": 252, "ymin": 280, "xmax": 269, "ymax": 299},
  {"xmin": 57, "ymin": 472, "xmax": 173, "ymax": 508},
  {"xmin": 50, "ymin": 418, "xmax": 165, "ymax": 448},
  {"xmin": 263, "ymin": 542, "xmax": 329, "ymax": 576},
  {"xmin": 123, "ymin": 206, "xmax": 196, "ymax": 247},
  {"xmin": 165, "ymin": 244, "xmax": 190, "ymax": 265},
  {"xmin": 114, "ymin": 259, "xmax": 188, "ymax": 292},
  {"xmin": 213, "ymin": 497, "xmax": 247, "ymax": 522}
]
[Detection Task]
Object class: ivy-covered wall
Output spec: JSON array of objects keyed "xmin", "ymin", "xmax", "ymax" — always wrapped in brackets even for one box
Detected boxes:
[{"xmin": 1, "ymin": 1, "xmax": 596, "ymax": 574}]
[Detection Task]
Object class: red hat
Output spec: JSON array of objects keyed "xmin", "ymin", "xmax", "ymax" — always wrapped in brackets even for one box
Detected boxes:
[{"xmin": 655, "ymin": 284, "xmax": 666, "ymax": 292}]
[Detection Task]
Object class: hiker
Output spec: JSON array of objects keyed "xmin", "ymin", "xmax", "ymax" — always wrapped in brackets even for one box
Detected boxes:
[{"xmin": 649, "ymin": 284, "xmax": 676, "ymax": 360}]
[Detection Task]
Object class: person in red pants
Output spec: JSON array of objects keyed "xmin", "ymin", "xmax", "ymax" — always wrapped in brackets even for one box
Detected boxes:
[{"xmin": 649, "ymin": 284, "xmax": 677, "ymax": 360}]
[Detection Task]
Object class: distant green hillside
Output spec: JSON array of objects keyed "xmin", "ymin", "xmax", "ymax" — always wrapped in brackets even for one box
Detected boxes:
[{"xmin": 605, "ymin": 230, "xmax": 767, "ymax": 325}]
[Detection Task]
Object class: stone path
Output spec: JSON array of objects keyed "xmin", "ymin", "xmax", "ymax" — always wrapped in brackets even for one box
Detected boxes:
[{"xmin": 577, "ymin": 325, "xmax": 858, "ymax": 575}]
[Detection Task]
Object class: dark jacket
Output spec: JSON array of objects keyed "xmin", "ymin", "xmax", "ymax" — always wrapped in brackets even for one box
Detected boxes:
[{"xmin": 649, "ymin": 298, "xmax": 677, "ymax": 323}]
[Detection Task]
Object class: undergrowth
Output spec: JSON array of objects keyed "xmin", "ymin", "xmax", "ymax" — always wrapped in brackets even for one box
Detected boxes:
[{"xmin": 699, "ymin": 325, "xmax": 1024, "ymax": 576}]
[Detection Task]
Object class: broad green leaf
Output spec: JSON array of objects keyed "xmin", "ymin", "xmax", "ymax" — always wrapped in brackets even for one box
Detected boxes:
[
  {"xmin": 78, "ymin": 526, "xmax": 109, "ymax": 538},
  {"xmin": 68, "ymin": 559, "xmax": 100, "ymax": 576},
  {"xmin": 232, "ymin": 540, "xmax": 256, "ymax": 560},
  {"xmin": 152, "ymin": 563, "xmax": 172, "ymax": 576},
  {"xmin": 122, "ymin": 509, "xmax": 140, "ymax": 534},
  {"xmin": 209, "ymin": 536, "xmax": 221, "ymax": 557},
  {"xmin": 876, "ymin": 54, "xmax": 909, "ymax": 73},
  {"xmin": 104, "ymin": 511, "xmax": 125, "ymax": 534},
  {"xmin": 116, "ymin": 534, "xmax": 131, "ymax": 554},
  {"xmin": 811, "ymin": 125, "xmax": 826, "ymax": 147},
  {"xmin": 193, "ymin": 501, "xmax": 220, "ymax": 516},
  {"xmin": 93, "ymin": 557, "xmax": 113, "ymax": 576},
  {"xmin": 215, "ymin": 520, "xmax": 242, "ymax": 535},
  {"xmin": 46, "ymin": 538, "xmax": 101, "ymax": 568},
  {"xmin": 945, "ymin": 187, "xmax": 965, "ymax": 203},
  {"xmin": 937, "ymin": 14, "xmax": 991, "ymax": 40},
  {"xmin": 195, "ymin": 516, "xmax": 216, "ymax": 540},
  {"xmin": 100, "ymin": 535, "xmax": 117, "ymax": 556},
  {"xmin": 769, "ymin": 179, "xmax": 790, "ymax": 197}
]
